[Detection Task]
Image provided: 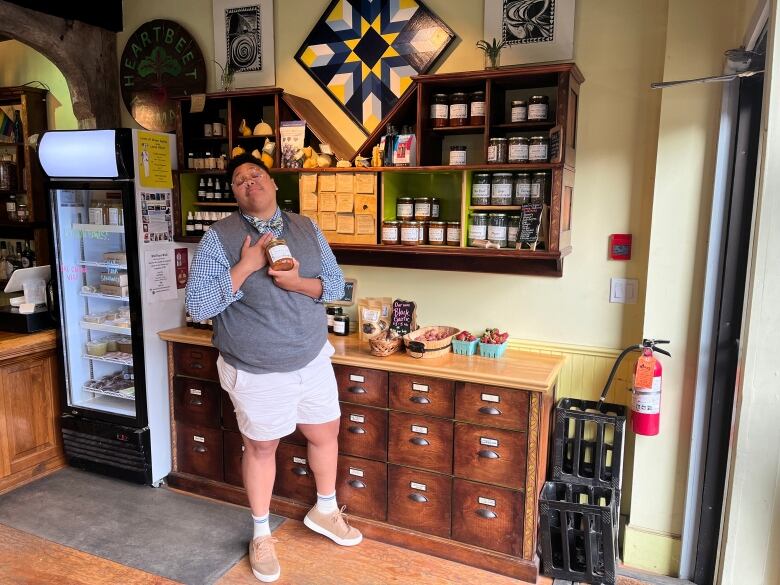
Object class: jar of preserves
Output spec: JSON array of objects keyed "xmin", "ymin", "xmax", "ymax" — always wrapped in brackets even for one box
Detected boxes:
[
  {"xmin": 430, "ymin": 197, "xmax": 441, "ymax": 219},
  {"xmin": 396, "ymin": 197, "xmax": 414, "ymax": 219},
  {"xmin": 326, "ymin": 306, "xmax": 343, "ymax": 333},
  {"xmin": 531, "ymin": 172, "xmax": 548, "ymax": 201},
  {"xmin": 446, "ymin": 221, "xmax": 461, "ymax": 246},
  {"xmin": 471, "ymin": 173, "xmax": 491, "ymax": 205},
  {"xmin": 382, "ymin": 220, "xmax": 401, "ymax": 245},
  {"xmin": 414, "ymin": 197, "xmax": 432, "ymax": 220},
  {"xmin": 16, "ymin": 203, "xmax": 29, "ymax": 223},
  {"xmin": 488, "ymin": 213, "xmax": 508, "ymax": 247},
  {"xmin": 469, "ymin": 91, "xmax": 486, "ymax": 125},
  {"xmin": 449, "ymin": 93, "xmax": 468, "ymax": 126},
  {"xmin": 333, "ymin": 314, "xmax": 350, "ymax": 336},
  {"xmin": 507, "ymin": 214, "xmax": 521, "ymax": 247},
  {"xmin": 491, "ymin": 173, "xmax": 514, "ymax": 206},
  {"xmin": 449, "ymin": 145, "xmax": 467, "ymax": 165},
  {"xmin": 511, "ymin": 99, "xmax": 528, "ymax": 122},
  {"xmin": 431, "ymin": 93, "xmax": 449, "ymax": 128},
  {"xmin": 508, "ymin": 136, "xmax": 530, "ymax": 163},
  {"xmin": 401, "ymin": 220, "xmax": 420, "ymax": 246},
  {"xmin": 529, "ymin": 135, "xmax": 549, "ymax": 162},
  {"xmin": 528, "ymin": 95, "xmax": 550, "ymax": 121},
  {"xmin": 266, "ymin": 238, "xmax": 295, "ymax": 270},
  {"xmin": 468, "ymin": 213, "xmax": 488, "ymax": 246},
  {"xmin": 513, "ymin": 173, "xmax": 532, "ymax": 205},
  {"xmin": 487, "ymin": 137, "xmax": 508, "ymax": 164},
  {"xmin": 428, "ymin": 220, "xmax": 446, "ymax": 245}
]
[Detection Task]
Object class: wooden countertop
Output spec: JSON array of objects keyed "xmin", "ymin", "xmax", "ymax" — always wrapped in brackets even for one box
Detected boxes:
[
  {"xmin": 158, "ymin": 327, "xmax": 564, "ymax": 393},
  {"xmin": 0, "ymin": 329, "xmax": 58, "ymax": 362}
]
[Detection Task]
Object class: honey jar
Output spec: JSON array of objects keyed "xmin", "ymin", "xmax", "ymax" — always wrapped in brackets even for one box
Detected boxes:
[
  {"xmin": 266, "ymin": 238, "xmax": 294, "ymax": 271},
  {"xmin": 382, "ymin": 220, "xmax": 401, "ymax": 245},
  {"xmin": 401, "ymin": 220, "xmax": 420, "ymax": 246}
]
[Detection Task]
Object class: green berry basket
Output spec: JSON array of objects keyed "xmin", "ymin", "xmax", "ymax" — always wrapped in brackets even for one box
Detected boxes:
[
  {"xmin": 452, "ymin": 338, "xmax": 479, "ymax": 356},
  {"xmin": 478, "ymin": 341, "xmax": 509, "ymax": 359}
]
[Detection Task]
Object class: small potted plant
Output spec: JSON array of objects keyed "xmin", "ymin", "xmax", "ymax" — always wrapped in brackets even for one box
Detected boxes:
[
  {"xmin": 214, "ymin": 60, "xmax": 235, "ymax": 91},
  {"xmin": 477, "ymin": 37, "xmax": 507, "ymax": 70}
]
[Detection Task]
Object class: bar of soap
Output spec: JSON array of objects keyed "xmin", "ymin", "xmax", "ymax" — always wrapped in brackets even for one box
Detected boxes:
[{"xmin": 18, "ymin": 303, "xmax": 36, "ymax": 314}]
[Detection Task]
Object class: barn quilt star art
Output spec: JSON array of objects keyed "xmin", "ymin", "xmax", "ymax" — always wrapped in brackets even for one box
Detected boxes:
[{"xmin": 295, "ymin": 0, "xmax": 455, "ymax": 133}]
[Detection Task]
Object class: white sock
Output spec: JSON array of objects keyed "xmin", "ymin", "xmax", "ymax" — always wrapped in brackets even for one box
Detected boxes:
[
  {"xmin": 316, "ymin": 491, "xmax": 338, "ymax": 513},
  {"xmin": 253, "ymin": 513, "xmax": 271, "ymax": 538}
]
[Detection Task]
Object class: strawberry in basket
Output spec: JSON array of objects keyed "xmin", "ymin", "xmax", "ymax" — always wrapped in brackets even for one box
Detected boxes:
[
  {"xmin": 455, "ymin": 330, "xmax": 477, "ymax": 342},
  {"xmin": 480, "ymin": 328, "xmax": 509, "ymax": 344}
]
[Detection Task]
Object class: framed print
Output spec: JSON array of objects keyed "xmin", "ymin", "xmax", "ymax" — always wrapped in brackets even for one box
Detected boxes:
[
  {"xmin": 213, "ymin": 0, "xmax": 275, "ymax": 88},
  {"xmin": 484, "ymin": 0, "xmax": 575, "ymax": 65}
]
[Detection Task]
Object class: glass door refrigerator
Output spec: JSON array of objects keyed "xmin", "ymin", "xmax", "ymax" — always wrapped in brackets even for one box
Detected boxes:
[{"xmin": 39, "ymin": 129, "xmax": 181, "ymax": 485}]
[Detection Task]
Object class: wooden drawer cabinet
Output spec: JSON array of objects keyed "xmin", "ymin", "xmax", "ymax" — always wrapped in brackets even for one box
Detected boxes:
[
  {"xmin": 339, "ymin": 403, "xmax": 388, "ymax": 461},
  {"xmin": 388, "ymin": 411, "xmax": 453, "ymax": 475},
  {"xmin": 389, "ymin": 373, "xmax": 454, "ymax": 419},
  {"xmin": 173, "ymin": 377, "xmax": 221, "ymax": 429},
  {"xmin": 221, "ymin": 390, "xmax": 239, "ymax": 432},
  {"xmin": 173, "ymin": 344, "xmax": 220, "ymax": 381},
  {"xmin": 453, "ymin": 423, "xmax": 527, "ymax": 489},
  {"xmin": 334, "ymin": 365, "xmax": 388, "ymax": 408},
  {"xmin": 455, "ymin": 382, "xmax": 529, "ymax": 431},
  {"xmin": 176, "ymin": 422, "xmax": 223, "ymax": 482},
  {"xmin": 336, "ymin": 455, "xmax": 387, "ymax": 521},
  {"xmin": 281, "ymin": 426, "xmax": 307, "ymax": 446},
  {"xmin": 223, "ymin": 430, "xmax": 245, "ymax": 487},
  {"xmin": 274, "ymin": 442, "xmax": 316, "ymax": 505},
  {"xmin": 452, "ymin": 478, "xmax": 524, "ymax": 556},
  {"xmin": 388, "ymin": 464, "xmax": 452, "ymax": 538}
]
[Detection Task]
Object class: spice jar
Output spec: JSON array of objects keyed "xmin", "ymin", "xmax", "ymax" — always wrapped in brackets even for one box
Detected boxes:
[
  {"xmin": 326, "ymin": 306, "xmax": 343, "ymax": 333},
  {"xmin": 471, "ymin": 173, "xmax": 491, "ymax": 205},
  {"xmin": 531, "ymin": 172, "xmax": 548, "ymax": 201},
  {"xmin": 488, "ymin": 213, "xmax": 508, "ymax": 247},
  {"xmin": 507, "ymin": 214, "xmax": 521, "ymax": 247},
  {"xmin": 468, "ymin": 213, "xmax": 488, "ymax": 246},
  {"xmin": 428, "ymin": 221, "xmax": 446, "ymax": 246},
  {"xmin": 446, "ymin": 221, "xmax": 461, "ymax": 246},
  {"xmin": 16, "ymin": 203, "xmax": 29, "ymax": 222},
  {"xmin": 511, "ymin": 100, "xmax": 528, "ymax": 122},
  {"xmin": 430, "ymin": 197, "xmax": 441, "ymax": 219},
  {"xmin": 382, "ymin": 220, "xmax": 401, "ymax": 245},
  {"xmin": 529, "ymin": 135, "xmax": 549, "ymax": 162},
  {"xmin": 430, "ymin": 93, "xmax": 449, "ymax": 128},
  {"xmin": 266, "ymin": 238, "xmax": 295, "ymax": 270},
  {"xmin": 396, "ymin": 197, "xmax": 414, "ymax": 219},
  {"xmin": 487, "ymin": 137, "xmax": 508, "ymax": 164},
  {"xmin": 528, "ymin": 95, "xmax": 550, "ymax": 121},
  {"xmin": 449, "ymin": 145, "xmax": 467, "ymax": 166},
  {"xmin": 513, "ymin": 173, "xmax": 532, "ymax": 205},
  {"xmin": 333, "ymin": 314, "xmax": 350, "ymax": 336},
  {"xmin": 401, "ymin": 220, "xmax": 420, "ymax": 246},
  {"xmin": 414, "ymin": 197, "xmax": 432, "ymax": 220},
  {"xmin": 491, "ymin": 173, "xmax": 514, "ymax": 206},
  {"xmin": 469, "ymin": 91, "xmax": 486, "ymax": 125},
  {"xmin": 508, "ymin": 136, "xmax": 530, "ymax": 163},
  {"xmin": 448, "ymin": 93, "xmax": 468, "ymax": 126}
]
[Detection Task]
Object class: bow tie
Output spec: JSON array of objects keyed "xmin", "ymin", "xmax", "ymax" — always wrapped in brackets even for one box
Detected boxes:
[{"xmin": 248, "ymin": 216, "xmax": 283, "ymax": 234}]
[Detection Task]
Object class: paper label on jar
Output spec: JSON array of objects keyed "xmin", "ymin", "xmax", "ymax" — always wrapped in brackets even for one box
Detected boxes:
[
  {"xmin": 333, "ymin": 320, "xmax": 346, "ymax": 334},
  {"xmin": 293, "ymin": 456, "xmax": 307, "ymax": 465},
  {"xmin": 481, "ymin": 393, "xmax": 500, "ymax": 403},
  {"xmin": 531, "ymin": 183, "xmax": 541, "ymax": 199},
  {"xmin": 410, "ymin": 482, "xmax": 427, "ymax": 491},
  {"xmin": 511, "ymin": 106, "xmax": 528, "ymax": 122},
  {"xmin": 471, "ymin": 101, "xmax": 485, "ymax": 116},
  {"xmin": 447, "ymin": 227, "xmax": 460, "ymax": 241},
  {"xmin": 411, "ymin": 425, "xmax": 428, "ymax": 434},
  {"xmin": 492, "ymin": 184, "xmax": 512, "ymax": 198},
  {"xmin": 428, "ymin": 227, "xmax": 444, "ymax": 242},
  {"xmin": 469, "ymin": 224, "xmax": 487, "ymax": 240},
  {"xmin": 89, "ymin": 208, "xmax": 104, "ymax": 225},
  {"xmin": 430, "ymin": 104, "xmax": 448, "ymax": 119},
  {"xmin": 327, "ymin": 314, "xmax": 335, "ymax": 327},
  {"xmin": 515, "ymin": 182, "xmax": 531, "ymax": 198},
  {"xmin": 480, "ymin": 437, "xmax": 499, "ymax": 447},
  {"xmin": 508, "ymin": 226, "xmax": 519, "ymax": 243},
  {"xmin": 529, "ymin": 143, "xmax": 548, "ymax": 161},
  {"xmin": 508, "ymin": 143, "xmax": 529, "ymax": 162},
  {"xmin": 349, "ymin": 414, "xmax": 365, "ymax": 423},
  {"xmin": 415, "ymin": 203, "xmax": 431, "ymax": 216},
  {"xmin": 189, "ymin": 388, "xmax": 202, "ymax": 396},
  {"xmin": 397, "ymin": 203, "xmax": 413, "ymax": 217},
  {"xmin": 412, "ymin": 383, "xmax": 429, "ymax": 392},
  {"xmin": 449, "ymin": 103, "xmax": 467, "ymax": 119},
  {"xmin": 267, "ymin": 244, "xmax": 292, "ymax": 263},
  {"xmin": 349, "ymin": 467, "xmax": 364, "ymax": 477},
  {"xmin": 487, "ymin": 145, "xmax": 498, "ymax": 162},
  {"xmin": 473, "ymin": 184, "xmax": 490, "ymax": 197},
  {"xmin": 487, "ymin": 225, "xmax": 507, "ymax": 240},
  {"xmin": 449, "ymin": 150, "xmax": 466, "ymax": 165},
  {"xmin": 528, "ymin": 104, "xmax": 548, "ymax": 120},
  {"xmin": 349, "ymin": 374, "xmax": 365, "ymax": 383},
  {"xmin": 382, "ymin": 226, "xmax": 398, "ymax": 241},
  {"xmin": 432, "ymin": 202, "xmax": 440, "ymax": 216},
  {"xmin": 478, "ymin": 497, "xmax": 497, "ymax": 507},
  {"xmin": 108, "ymin": 207, "xmax": 121, "ymax": 225},
  {"xmin": 401, "ymin": 227, "xmax": 419, "ymax": 241},
  {"xmin": 193, "ymin": 435, "xmax": 205, "ymax": 443}
]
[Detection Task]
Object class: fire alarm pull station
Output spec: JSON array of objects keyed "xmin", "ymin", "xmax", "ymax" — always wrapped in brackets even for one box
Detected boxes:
[{"xmin": 609, "ymin": 234, "xmax": 632, "ymax": 260}]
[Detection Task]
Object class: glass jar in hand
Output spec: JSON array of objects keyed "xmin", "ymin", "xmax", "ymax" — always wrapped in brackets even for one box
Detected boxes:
[{"xmin": 266, "ymin": 238, "xmax": 294, "ymax": 270}]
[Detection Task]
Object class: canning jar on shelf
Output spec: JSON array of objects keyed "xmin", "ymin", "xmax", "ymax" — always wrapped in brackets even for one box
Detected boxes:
[
  {"xmin": 382, "ymin": 220, "xmax": 401, "ymax": 245},
  {"xmin": 414, "ymin": 197, "xmax": 432, "ymax": 220},
  {"xmin": 488, "ymin": 137, "xmax": 508, "ymax": 164},
  {"xmin": 528, "ymin": 95, "xmax": 550, "ymax": 121},
  {"xmin": 449, "ymin": 93, "xmax": 468, "ymax": 127},
  {"xmin": 446, "ymin": 221, "xmax": 461, "ymax": 246},
  {"xmin": 511, "ymin": 99, "xmax": 528, "ymax": 122},
  {"xmin": 508, "ymin": 136, "xmax": 529, "ymax": 163},
  {"xmin": 513, "ymin": 173, "xmax": 532, "ymax": 205},
  {"xmin": 428, "ymin": 221, "xmax": 446, "ymax": 246},
  {"xmin": 529, "ymin": 135, "xmax": 549, "ymax": 162},
  {"xmin": 468, "ymin": 213, "xmax": 488, "ymax": 246},
  {"xmin": 487, "ymin": 213, "xmax": 508, "ymax": 247},
  {"xmin": 396, "ymin": 197, "xmax": 414, "ymax": 220},
  {"xmin": 430, "ymin": 93, "xmax": 449, "ymax": 128},
  {"xmin": 469, "ymin": 91, "xmax": 486, "ymax": 125},
  {"xmin": 471, "ymin": 173, "xmax": 491, "ymax": 206},
  {"xmin": 491, "ymin": 173, "xmax": 514, "ymax": 206}
]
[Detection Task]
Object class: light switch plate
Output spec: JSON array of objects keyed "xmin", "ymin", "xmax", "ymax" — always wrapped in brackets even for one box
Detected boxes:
[{"xmin": 610, "ymin": 278, "xmax": 638, "ymax": 304}]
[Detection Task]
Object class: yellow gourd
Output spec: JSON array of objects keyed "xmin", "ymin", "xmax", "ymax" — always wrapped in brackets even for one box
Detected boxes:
[
  {"xmin": 231, "ymin": 145, "xmax": 246, "ymax": 158},
  {"xmin": 253, "ymin": 119, "xmax": 273, "ymax": 136},
  {"xmin": 239, "ymin": 119, "xmax": 251, "ymax": 137},
  {"xmin": 261, "ymin": 152, "xmax": 274, "ymax": 168},
  {"xmin": 302, "ymin": 146, "xmax": 318, "ymax": 169},
  {"xmin": 336, "ymin": 158, "xmax": 352, "ymax": 168}
]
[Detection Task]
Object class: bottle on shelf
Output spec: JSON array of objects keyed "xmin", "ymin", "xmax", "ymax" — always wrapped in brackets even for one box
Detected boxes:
[
  {"xmin": 21, "ymin": 240, "xmax": 35, "ymax": 268},
  {"xmin": 185, "ymin": 211, "xmax": 195, "ymax": 236},
  {"xmin": 206, "ymin": 178, "xmax": 215, "ymax": 201},
  {"xmin": 383, "ymin": 124, "xmax": 397, "ymax": 168},
  {"xmin": 5, "ymin": 193, "xmax": 16, "ymax": 222},
  {"xmin": 0, "ymin": 241, "xmax": 7, "ymax": 280},
  {"xmin": 214, "ymin": 178, "xmax": 223, "ymax": 201},
  {"xmin": 193, "ymin": 212, "xmax": 204, "ymax": 236},
  {"xmin": 13, "ymin": 110, "xmax": 23, "ymax": 144},
  {"xmin": 185, "ymin": 310, "xmax": 194, "ymax": 328},
  {"xmin": 197, "ymin": 178, "xmax": 206, "ymax": 202}
]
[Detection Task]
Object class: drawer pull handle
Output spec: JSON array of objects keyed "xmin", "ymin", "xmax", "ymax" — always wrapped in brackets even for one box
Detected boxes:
[
  {"xmin": 478, "ymin": 450, "xmax": 500, "ymax": 459},
  {"xmin": 292, "ymin": 466, "xmax": 308, "ymax": 476},
  {"xmin": 479, "ymin": 406, "xmax": 502, "ymax": 416},
  {"xmin": 410, "ymin": 396, "xmax": 430, "ymax": 404},
  {"xmin": 476, "ymin": 509, "xmax": 497, "ymax": 519},
  {"xmin": 410, "ymin": 437, "xmax": 430, "ymax": 446},
  {"xmin": 189, "ymin": 397, "xmax": 204, "ymax": 406},
  {"xmin": 348, "ymin": 386, "xmax": 367, "ymax": 394},
  {"xmin": 189, "ymin": 362, "xmax": 203, "ymax": 369},
  {"xmin": 193, "ymin": 444, "xmax": 207, "ymax": 454},
  {"xmin": 348, "ymin": 479, "xmax": 366, "ymax": 489},
  {"xmin": 408, "ymin": 493, "xmax": 428, "ymax": 503},
  {"xmin": 348, "ymin": 426, "xmax": 366, "ymax": 435}
]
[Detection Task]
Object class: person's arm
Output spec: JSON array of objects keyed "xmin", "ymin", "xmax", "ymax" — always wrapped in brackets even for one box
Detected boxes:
[{"xmin": 185, "ymin": 230, "xmax": 245, "ymax": 321}]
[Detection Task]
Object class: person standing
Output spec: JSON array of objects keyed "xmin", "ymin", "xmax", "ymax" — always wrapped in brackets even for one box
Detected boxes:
[{"xmin": 186, "ymin": 153, "xmax": 361, "ymax": 583}]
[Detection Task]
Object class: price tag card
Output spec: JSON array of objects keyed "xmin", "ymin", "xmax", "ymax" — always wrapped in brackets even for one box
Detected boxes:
[
  {"xmin": 318, "ymin": 173, "xmax": 336, "ymax": 192},
  {"xmin": 300, "ymin": 192, "xmax": 318, "ymax": 211},
  {"xmin": 335, "ymin": 172, "xmax": 354, "ymax": 192},
  {"xmin": 355, "ymin": 213, "xmax": 375, "ymax": 235},
  {"xmin": 336, "ymin": 213, "xmax": 355, "ymax": 234},
  {"xmin": 336, "ymin": 192, "xmax": 354, "ymax": 213}
]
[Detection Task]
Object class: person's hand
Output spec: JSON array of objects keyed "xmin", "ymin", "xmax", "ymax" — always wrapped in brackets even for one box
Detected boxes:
[
  {"xmin": 238, "ymin": 232, "xmax": 272, "ymax": 273},
  {"xmin": 268, "ymin": 258, "xmax": 302, "ymax": 291}
]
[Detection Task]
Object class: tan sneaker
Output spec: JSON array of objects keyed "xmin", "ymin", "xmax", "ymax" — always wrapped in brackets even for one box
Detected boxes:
[
  {"xmin": 303, "ymin": 505, "xmax": 363, "ymax": 546},
  {"xmin": 249, "ymin": 536, "xmax": 280, "ymax": 582}
]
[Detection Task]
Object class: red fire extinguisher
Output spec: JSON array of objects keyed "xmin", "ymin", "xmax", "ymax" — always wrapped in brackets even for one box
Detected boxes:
[{"xmin": 597, "ymin": 339, "xmax": 671, "ymax": 436}]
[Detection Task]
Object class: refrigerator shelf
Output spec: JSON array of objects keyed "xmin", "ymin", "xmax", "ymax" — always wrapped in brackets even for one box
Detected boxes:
[
  {"xmin": 82, "ymin": 352, "xmax": 134, "ymax": 366},
  {"xmin": 80, "ymin": 291, "xmax": 130, "ymax": 302},
  {"xmin": 83, "ymin": 385, "xmax": 136, "ymax": 401},
  {"xmin": 72, "ymin": 223, "xmax": 125, "ymax": 233},
  {"xmin": 80, "ymin": 321, "xmax": 131, "ymax": 334},
  {"xmin": 79, "ymin": 261, "xmax": 128, "ymax": 270}
]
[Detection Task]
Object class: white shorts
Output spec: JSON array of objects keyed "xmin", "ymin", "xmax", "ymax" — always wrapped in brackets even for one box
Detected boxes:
[{"xmin": 216, "ymin": 341, "xmax": 341, "ymax": 442}]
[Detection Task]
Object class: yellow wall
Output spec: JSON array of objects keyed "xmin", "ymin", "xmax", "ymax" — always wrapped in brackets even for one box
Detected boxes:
[{"xmin": 0, "ymin": 40, "xmax": 77, "ymax": 130}]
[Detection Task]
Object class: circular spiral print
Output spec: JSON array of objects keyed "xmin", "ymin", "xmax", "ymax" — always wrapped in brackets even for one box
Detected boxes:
[{"xmin": 230, "ymin": 32, "xmax": 257, "ymax": 69}]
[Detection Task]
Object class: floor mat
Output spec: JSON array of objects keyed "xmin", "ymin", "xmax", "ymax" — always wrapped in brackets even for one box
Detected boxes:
[{"xmin": 0, "ymin": 467, "xmax": 284, "ymax": 585}]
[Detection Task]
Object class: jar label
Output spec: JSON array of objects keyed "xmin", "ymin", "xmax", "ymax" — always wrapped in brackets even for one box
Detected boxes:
[
  {"xmin": 428, "ymin": 227, "xmax": 444, "ymax": 242},
  {"xmin": 397, "ymin": 203, "xmax": 413, "ymax": 217},
  {"xmin": 469, "ymin": 224, "xmax": 487, "ymax": 240},
  {"xmin": 89, "ymin": 208, "xmax": 104, "ymax": 225},
  {"xmin": 333, "ymin": 320, "xmax": 346, "ymax": 334},
  {"xmin": 487, "ymin": 145, "xmax": 498, "ymax": 162},
  {"xmin": 449, "ymin": 103, "xmax": 467, "ymax": 119},
  {"xmin": 478, "ymin": 497, "xmax": 497, "ymax": 507},
  {"xmin": 515, "ymin": 182, "xmax": 531, "ymax": 198},
  {"xmin": 382, "ymin": 226, "xmax": 399, "ymax": 241},
  {"xmin": 492, "ymin": 184, "xmax": 512, "ymax": 198},
  {"xmin": 531, "ymin": 183, "xmax": 541, "ymax": 199},
  {"xmin": 415, "ymin": 203, "xmax": 431, "ymax": 216},
  {"xmin": 471, "ymin": 101, "xmax": 485, "ymax": 116},
  {"xmin": 529, "ymin": 143, "xmax": 548, "ymax": 161},
  {"xmin": 473, "ymin": 184, "xmax": 490, "ymax": 197},
  {"xmin": 447, "ymin": 227, "xmax": 461, "ymax": 241},
  {"xmin": 449, "ymin": 150, "xmax": 466, "ymax": 165},
  {"xmin": 508, "ymin": 226, "xmax": 519, "ymax": 243},
  {"xmin": 349, "ymin": 467, "xmax": 364, "ymax": 477},
  {"xmin": 410, "ymin": 482, "xmax": 427, "ymax": 491},
  {"xmin": 508, "ymin": 143, "xmax": 529, "ymax": 162},
  {"xmin": 267, "ymin": 244, "xmax": 292, "ymax": 263},
  {"xmin": 528, "ymin": 103, "xmax": 548, "ymax": 120},
  {"xmin": 430, "ymin": 104, "xmax": 448, "ymax": 119},
  {"xmin": 327, "ymin": 314, "xmax": 335, "ymax": 327},
  {"xmin": 108, "ymin": 207, "xmax": 121, "ymax": 226},
  {"xmin": 432, "ymin": 202, "xmax": 440, "ymax": 217},
  {"xmin": 401, "ymin": 227, "xmax": 419, "ymax": 241},
  {"xmin": 511, "ymin": 106, "xmax": 528, "ymax": 122},
  {"xmin": 487, "ymin": 225, "xmax": 507, "ymax": 240}
]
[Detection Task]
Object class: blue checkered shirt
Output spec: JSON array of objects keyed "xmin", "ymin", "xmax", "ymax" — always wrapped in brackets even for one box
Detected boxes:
[{"xmin": 186, "ymin": 208, "xmax": 345, "ymax": 321}]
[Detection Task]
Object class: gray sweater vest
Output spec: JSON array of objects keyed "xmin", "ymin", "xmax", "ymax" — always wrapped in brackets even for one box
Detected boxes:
[{"xmin": 209, "ymin": 211, "xmax": 327, "ymax": 374}]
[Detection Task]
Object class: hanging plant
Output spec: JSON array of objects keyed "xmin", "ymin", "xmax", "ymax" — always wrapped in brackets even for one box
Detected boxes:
[{"xmin": 477, "ymin": 38, "xmax": 508, "ymax": 69}]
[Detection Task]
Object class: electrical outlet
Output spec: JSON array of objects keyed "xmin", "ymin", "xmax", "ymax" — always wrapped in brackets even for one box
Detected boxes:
[{"xmin": 610, "ymin": 278, "xmax": 638, "ymax": 304}]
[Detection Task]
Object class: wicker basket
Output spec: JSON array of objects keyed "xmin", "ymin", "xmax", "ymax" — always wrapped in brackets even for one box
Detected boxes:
[
  {"xmin": 403, "ymin": 326, "xmax": 460, "ymax": 359},
  {"xmin": 368, "ymin": 331, "xmax": 404, "ymax": 357}
]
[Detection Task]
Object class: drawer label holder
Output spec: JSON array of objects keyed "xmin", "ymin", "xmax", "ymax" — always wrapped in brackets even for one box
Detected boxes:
[
  {"xmin": 412, "ymin": 383, "xmax": 429, "ymax": 392},
  {"xmin": 189, "ymin": 388, "xmax": 202, "ymax": 396},
  {"xmin": 410, "ymin": 481, "xmax": 427, "ymax": 491},
  {"xmin": 293, "ymin": 456, "xmax": 307, "ymax": 465},
  {"xmin": 481, "ymin": 393, "xmax": 500, "ymax": 403},
  {"xmin": 349, "ymin": 467, "xmax": 364, "ymax": 477},
  {"xmin": 480, "ymin": 437, "xmax": 499, "ymax": 447},
  {"xmin": 193, "ymin": 435, "xmax": 205, "ymax": 443},
  {"xmin": 478, "ymin": 496, "xmax": 497, "ymax": 507},
  {"xmin": 411, "ymin": 425, "xmax": 429, "ymax": 434},
  {"xmin": 349, "ymin": 414, "xmax": 365, "ymax": 423},
  {"xmin": 349, "ymin": 374, "xmax": 365, "ymax": 383}
]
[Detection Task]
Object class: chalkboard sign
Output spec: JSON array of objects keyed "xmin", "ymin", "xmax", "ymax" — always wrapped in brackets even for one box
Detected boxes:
[
  {"xmin": 390, "ymin": 299, "xmax": 417, "ymax": 335},
  {"xmin": 330, "ymin": 278, "xmax": 357, "ymax": 306},
  {"xmin": 549, "ymin": 125, "xmax": 562, "ymax": 164},
  {"xmin": 519, "ymin": 202, "xmax": 544, "ymax": 245}
]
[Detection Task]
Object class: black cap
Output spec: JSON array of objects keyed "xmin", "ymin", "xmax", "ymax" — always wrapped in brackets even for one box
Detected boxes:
[{"xmin": 226, "ymin": 152, "xmax": 270, "ymax": 185}]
